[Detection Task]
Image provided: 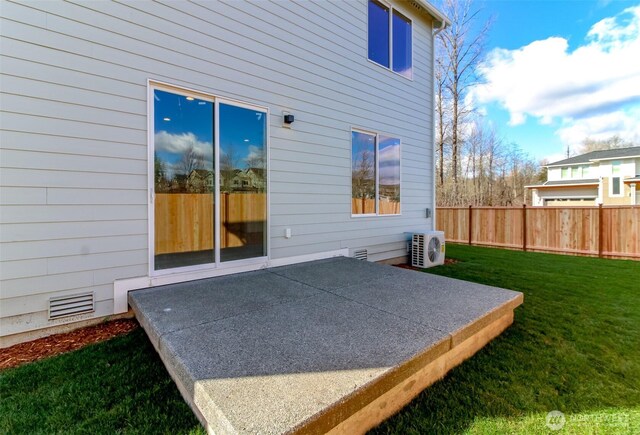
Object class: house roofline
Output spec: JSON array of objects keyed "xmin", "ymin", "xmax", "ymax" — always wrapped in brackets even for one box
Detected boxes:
[
  {"xmin": 525, "ymin": 182, "xmax": 599, "ymax": 189},
  {"xmin": 545, "ymin": 161, "xmax": 590, "ymax": 168},
  {"xmin": 546, "ymin": 153, "xmax": 640, "ymax": 168},
  {"xmin": 589, "ymin": 154, "xmax": 640, "ymax": 162},
  {"xmin": 412, "ymin": 0, "xmax": 451, "ymax": 27}
]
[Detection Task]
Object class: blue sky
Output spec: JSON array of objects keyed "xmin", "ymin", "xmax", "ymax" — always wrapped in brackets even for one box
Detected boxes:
[
  {"xmin": 154, "ymin": 90, "xmax": 266, "ymax": 176},
  {"xmin": 465, "ymin": 0, "xmax": 640, "ymax": 162}
]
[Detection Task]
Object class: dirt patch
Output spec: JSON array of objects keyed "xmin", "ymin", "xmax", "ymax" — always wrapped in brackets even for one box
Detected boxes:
[
  {"xmin": 394, "ymin": 258, "xmax": 459, "ymax": 271},
  {"xmin": 0, "ymin": 318, "xmax": 139, "ymax": 371}
]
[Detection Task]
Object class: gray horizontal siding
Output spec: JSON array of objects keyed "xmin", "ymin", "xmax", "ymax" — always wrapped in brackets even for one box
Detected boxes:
[{"xmin": 0, "ymin": 0, "xmax": 436, "ymax": 338}]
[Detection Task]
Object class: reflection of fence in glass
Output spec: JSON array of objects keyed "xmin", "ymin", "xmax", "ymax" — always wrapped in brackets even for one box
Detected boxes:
[
  {"xmin": 352, "ymin": 198, "xmax": 400, "ymax": 215},
  {"xmin": 155, "ymin": 193, "xmax": 266, "ymax": 254}
]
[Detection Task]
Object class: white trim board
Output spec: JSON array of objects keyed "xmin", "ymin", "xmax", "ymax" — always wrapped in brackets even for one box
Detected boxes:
[{"xmin": 113, "ymin": 249, "xmax": 349, "ymax": 314}]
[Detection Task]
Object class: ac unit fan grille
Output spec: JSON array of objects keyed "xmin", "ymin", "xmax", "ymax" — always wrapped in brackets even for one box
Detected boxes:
[{"xmin": 428, "ymin": 237, "xmax": 441, "ymax": 263}]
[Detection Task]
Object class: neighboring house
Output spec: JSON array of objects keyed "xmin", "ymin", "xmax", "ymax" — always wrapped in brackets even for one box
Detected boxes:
[
  {"xmin": 526, "ymin": 147, "xmax": 640, "ymax": 206},
  {"xmin": 187, "ymin": 169, "xmax": 214, "ymax": 193},
  {"xmin": 230, "ymin": 168, "xmax": 265, "ymax": 192},
  {"xmin": 0, "ymin": 0, "xmax": 448, "ymax": 345}
]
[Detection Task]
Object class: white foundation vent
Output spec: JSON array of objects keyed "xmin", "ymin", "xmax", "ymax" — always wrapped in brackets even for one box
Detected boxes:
[
  {"xmin": 353, "ymin": 249, "xmax": 368, "ymax": 261},
  {"xmin": 49, "ymin": 292, "xmax": 95, "ymax": 320}
]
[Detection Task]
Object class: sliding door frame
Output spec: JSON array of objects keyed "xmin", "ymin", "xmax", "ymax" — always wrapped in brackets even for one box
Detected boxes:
[{"xmin": 147, "ymin": 80, "xmax": 270, "ymax": 278}]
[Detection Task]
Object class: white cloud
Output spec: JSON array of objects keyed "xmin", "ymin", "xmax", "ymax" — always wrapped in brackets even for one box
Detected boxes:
[
  {"xmin": 471, "ymin": 5, "xmax": 640, "ymax": 147},
  {"xmin": 378, "ymin": 142, "xmax": 400, "ymax": 184},
  {"xmin": 244, "ymin": 145, "xmax": 265, "ymax": 166},
  {"xmin": 155, "ymin": 131, "xmax": 212, "ymax": 156},
  {"xmin": 557, "ymin": 107, "xmax": 640, "ymax": 150}
]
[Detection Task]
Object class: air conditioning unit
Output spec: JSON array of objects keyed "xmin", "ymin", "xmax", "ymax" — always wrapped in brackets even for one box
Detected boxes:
[{"xmin": 412, "ymin": 231, "xmax": 445, "ymax": 268}]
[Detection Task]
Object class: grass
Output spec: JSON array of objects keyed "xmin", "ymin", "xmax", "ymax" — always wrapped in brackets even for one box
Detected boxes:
[
  {"xmin": 0, "ymin": 328, "xmax": 204, "ymax": 434},
  {"xmin": 373, "ymin": 245, "xmax": 640, "ymax": 434},
  {"xmin": 1, "ymin": 245, "xmax": 638, "ymax": 434}
]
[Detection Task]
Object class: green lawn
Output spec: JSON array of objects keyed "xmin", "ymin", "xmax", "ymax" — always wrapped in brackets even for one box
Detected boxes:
[
  {"xmin": 374, "ymin": 245, "xmax": 640, "ymax": 434},
  {"xmin": 1, "ymin": 245, "xmax": 638, "ymax": 434}
]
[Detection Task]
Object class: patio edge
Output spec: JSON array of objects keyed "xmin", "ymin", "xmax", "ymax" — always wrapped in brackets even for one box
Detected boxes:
[{"xmin": 293, "ymin": 295, "xmax": 522, "ymax": 434}]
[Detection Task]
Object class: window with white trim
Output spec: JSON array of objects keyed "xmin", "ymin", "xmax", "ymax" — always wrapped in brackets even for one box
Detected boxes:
[
  {"xmin": 351, "ymin": 130, "xmax": 401, "ymax": 215},
  {"xmin": 611, "ymin": 160, "xmax": 622, "ymax": 196},
  {"xmin": 368, "ymin": 0, "xmax": 412, "ymax": 78}
]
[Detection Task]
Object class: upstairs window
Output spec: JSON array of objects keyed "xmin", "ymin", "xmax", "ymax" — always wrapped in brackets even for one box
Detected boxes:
[
  {"xmin": 571, "ymin": 166, "xmax": 582, "ymax": 178},
  {"xmin": 368, "ymin": 0, "xmax": 412, "ymax": 78},
  {"xmin": 611, "ymin": 161, "xmax": 622, "ymax": 196}
]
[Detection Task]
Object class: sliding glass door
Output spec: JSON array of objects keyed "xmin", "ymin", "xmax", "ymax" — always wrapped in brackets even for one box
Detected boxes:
[
  {"xmin": 219, "ymin": 103, "xmax": 267, "ymax": 262},
  {"xmin": 150, "ymin": 85, "xmax": 267, "ymax": 272}
]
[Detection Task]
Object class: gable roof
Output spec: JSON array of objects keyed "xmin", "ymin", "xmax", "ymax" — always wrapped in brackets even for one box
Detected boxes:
[
  {"xmin": 547, "ymin": 146, "xmax": 640, "ymax": 167},
  {"xmin": 542, "ymin": 179, "xmax": 599, "ymax": 186}
]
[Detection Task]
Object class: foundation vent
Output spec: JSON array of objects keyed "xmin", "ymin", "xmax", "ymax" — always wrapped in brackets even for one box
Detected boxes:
[
  {"xmin": 49, "ymin": 292, "xmax": 95, "ymax": 320},
  {"xmin": 353, "ymin": 249, "xmax": 368, "ymax": 261}
]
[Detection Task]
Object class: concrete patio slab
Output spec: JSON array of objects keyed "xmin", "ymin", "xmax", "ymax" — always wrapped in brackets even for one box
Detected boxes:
[{"xmin": 129, "ymin": 257, "xmax": 523, "ymax": 434}]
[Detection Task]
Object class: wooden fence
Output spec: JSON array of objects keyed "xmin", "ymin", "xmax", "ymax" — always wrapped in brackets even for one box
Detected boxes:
[
  {"xmin": 351, "ymin": 198, "xmax": 400, "ymax": 215},
  {"xmin": 155, "ymin": 193, "xmax": 266, "ymax": 254},
  {"xmin": 437, "ymin": 205, "xmax": 640, "ymax": 260}
]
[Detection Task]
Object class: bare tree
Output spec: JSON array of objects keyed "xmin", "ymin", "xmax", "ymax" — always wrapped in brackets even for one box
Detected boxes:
[
  {"xmin": 580, "ymin": 135, "xmax": 635, "ymax": 153},
  {"xmin": 179, "ymin": 145, "xmax": 204, "ymax": 175},
  {"xmin": 436, "ymin": 0, "xmax": 490, "ymax": 195},
  {"xmin": 352, "ymin": 148, "xmax": 375, "ymax": 199},
  {"xmin": 435, "ymin": 44, "xmax": 449, "ymax": 187},
  {"xmin": 245, "ymin": 147, "xmax": 266, "ymax": 170}
]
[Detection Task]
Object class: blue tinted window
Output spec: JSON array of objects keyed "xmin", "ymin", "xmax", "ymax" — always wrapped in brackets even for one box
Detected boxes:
[
  {"xmin": 352, "ymin": 131, "xmax": 376, "ymax": 214},
  {"xmin": 368, "ymin": 0, "xmax": 390, "ymax": 67},
  {"xmin": 392, "ymin": 11, "xmax": 412, "ymax": 78},
  {"xmin": 378, "ymin": 136, "xmax": 400, "ymax": 214}
]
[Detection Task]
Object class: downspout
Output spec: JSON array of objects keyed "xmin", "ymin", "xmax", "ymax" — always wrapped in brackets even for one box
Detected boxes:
[{"xmin": 431, "ymin": 19, "xmax": 446, "ymax": 230}]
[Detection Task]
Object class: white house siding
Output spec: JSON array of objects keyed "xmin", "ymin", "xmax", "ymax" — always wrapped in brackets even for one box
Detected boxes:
[
  {"xmin": 535, "ymin": 187, "xmax": 599, "ymax": 204},
  {"xmin": 0, "ymin": 0, "xmax": 436, "ymax": 341}
]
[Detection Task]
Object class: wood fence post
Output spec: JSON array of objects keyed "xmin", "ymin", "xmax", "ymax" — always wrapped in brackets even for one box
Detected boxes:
[
  {"xmin": 522, "ymin": 204, "xmax": 527, "ymax": 252},
  {"xmin": 468, "ymin": 205, "xmax": 473, "ymax": 245},
  {"xmin": 598, "ymin": 203, "xmax": 603, "ymax": 258}
]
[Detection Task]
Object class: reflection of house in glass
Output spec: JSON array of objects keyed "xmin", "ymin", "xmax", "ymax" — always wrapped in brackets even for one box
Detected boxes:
[
  {"xmin": 219, "ymin": 168, "xmax": 265, "ymax": 192},
  {"xmin": 187, "ymin": 169, "xmax": 214, "ymax": 193}
]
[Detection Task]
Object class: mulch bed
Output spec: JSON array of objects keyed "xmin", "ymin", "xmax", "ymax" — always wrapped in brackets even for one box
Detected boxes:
[{"xmin": 0, "ymin": 318, "xmax": 139, "ymax": 371}]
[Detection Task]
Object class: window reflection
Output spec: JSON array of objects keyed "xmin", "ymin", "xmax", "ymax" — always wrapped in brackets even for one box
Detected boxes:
[
  {"xmin": 368, "ymin": 0, "xmax": 390, "ymax": 68},
  {"xmin": 219, "ymin": 103, "xmax": 267, "ymax": 262},
  {"xmin": 392, "ymin": 11, "xmax": 412, "ymax": 78},
  {"xmin": 378, "ymin": 136, "xmax": 401, "ymax": 214},
  {"xmin": 153, "ymin": 89, "xmax": 214, "ymax": 270},
  {"xmin": 352, "ymin": 131, "xmax": 376, "ymax": 214},
  {"xmin": 352, "ymin": 131, "xmax": 400, "ymax": 216}
]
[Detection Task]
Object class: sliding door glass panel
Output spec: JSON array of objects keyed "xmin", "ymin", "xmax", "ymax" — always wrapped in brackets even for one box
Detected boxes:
[
  {"xmin": 219, "ymin": 103, "xmax": 267, "ymax": 262},
  {"xmin": 378, "ymin": 136, "xmax": 400, "ymax": 215},
  {"xmin": 153, "ymin": 89, "xmax": 214, "ymax": 270},
  {"xmin": 352, "ymin": 131, "xmax": 376, "ymax": 215}
]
